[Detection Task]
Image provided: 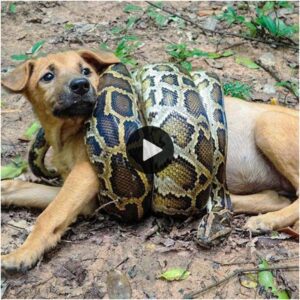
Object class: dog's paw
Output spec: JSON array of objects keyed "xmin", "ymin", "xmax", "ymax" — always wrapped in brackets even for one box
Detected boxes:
[
  {"xmin": 244, "ymin": 215, "xmax": 275, "ymax": 233},
  {"xmin": 2, "ymin": 248, "xmax": 39, "ymax": 273}
]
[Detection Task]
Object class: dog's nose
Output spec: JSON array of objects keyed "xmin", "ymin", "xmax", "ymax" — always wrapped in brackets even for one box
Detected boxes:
[{"xmin": 70, "ymin": 78, "xmax": 90, "ymax": 95}]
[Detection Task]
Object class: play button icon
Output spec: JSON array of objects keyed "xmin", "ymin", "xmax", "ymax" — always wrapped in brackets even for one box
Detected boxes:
[
  {"xmin": 126, "ymin": 126, "xmax": 174, "ymax": 174},
  {"xmin": 143, "ymin": 139, "xmax": 163, "ymax": 161}
]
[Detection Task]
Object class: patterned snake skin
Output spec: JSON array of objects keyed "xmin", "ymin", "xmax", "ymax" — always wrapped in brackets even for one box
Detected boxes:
[{"xmin": 29, "ymin": 63, "xmax": 232, "ymax": 247}]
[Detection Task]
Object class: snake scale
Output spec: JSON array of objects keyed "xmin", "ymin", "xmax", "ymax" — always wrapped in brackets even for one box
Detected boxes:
[{"xmin": 29, "ymin": 63, "xmax": 232, "ymax": 246}]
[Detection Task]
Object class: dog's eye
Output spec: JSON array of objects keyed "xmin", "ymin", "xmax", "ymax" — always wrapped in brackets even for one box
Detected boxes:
[
  {"xmin": 42, "ymin": 72, "xmax": 54, "ymax": 82},
  {"xmin": 82, "ymin": 68, "xmax": 91, "ymax": 76}
]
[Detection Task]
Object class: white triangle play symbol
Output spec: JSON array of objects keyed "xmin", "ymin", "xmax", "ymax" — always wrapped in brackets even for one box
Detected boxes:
[{"xmin": 143, "ymin": 139, "xmax": 163, "ymax": 162}]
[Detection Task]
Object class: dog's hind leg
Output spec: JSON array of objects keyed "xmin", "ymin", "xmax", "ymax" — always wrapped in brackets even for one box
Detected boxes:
[
  {"xmin": 2, "ymin": 180, "xmax": 60, "ymax": 209},
  {"xmin": 244, "ymin": 111, "xmax": 299, "ymax": 232},
  {"xmin": 231, "ymin": 190, "xmax": 291, "ymax": 214}
]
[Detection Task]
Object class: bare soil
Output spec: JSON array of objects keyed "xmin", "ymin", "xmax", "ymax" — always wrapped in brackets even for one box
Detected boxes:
[{"xmin": 1, "ymin": 1, "xmax": 299, "ymax": 299}]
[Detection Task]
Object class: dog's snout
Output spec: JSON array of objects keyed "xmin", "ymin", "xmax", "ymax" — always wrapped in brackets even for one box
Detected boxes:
[{"xmin": 70, "ymin": 78, "xmax": 90, "ymax": 95}]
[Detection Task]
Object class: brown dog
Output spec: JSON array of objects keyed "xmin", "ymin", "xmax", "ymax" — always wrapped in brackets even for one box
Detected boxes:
[{"xmin": 1, "ymin": 50, "xmax": 299, "ymax": 272}]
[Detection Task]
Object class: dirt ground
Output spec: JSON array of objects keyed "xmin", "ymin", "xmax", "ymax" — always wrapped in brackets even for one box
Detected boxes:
[{"xmin": 1, "ymin": 1, "xmax": 299, "ymax": 299}]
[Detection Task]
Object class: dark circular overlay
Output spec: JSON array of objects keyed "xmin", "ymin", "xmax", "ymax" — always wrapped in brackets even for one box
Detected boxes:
[{"xmin": 126, "ymin": 126, "xmax": 174, "ymax": 174}]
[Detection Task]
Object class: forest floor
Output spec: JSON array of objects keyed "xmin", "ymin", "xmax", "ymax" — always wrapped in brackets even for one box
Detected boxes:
[{"xmin": 1, "ymin": 1, "xmax": 299, "ymax": 299}]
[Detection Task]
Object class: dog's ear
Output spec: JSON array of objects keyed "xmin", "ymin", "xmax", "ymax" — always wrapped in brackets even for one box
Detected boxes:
[
  {"xmin": 2, "ymin": 60, "xmax": 34, "ymax": 93},
  {"xmin": 77, "ymin": 49, "xmax": 120, "ymax": 73}
]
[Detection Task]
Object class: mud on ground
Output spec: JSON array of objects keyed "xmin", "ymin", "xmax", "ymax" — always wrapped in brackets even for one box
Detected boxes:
[{"xmin": 1, "ymin": 1, "xmax": 299, "ymax": 299}]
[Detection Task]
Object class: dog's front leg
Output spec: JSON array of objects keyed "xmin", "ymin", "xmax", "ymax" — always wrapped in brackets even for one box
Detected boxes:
[{"xmin": 2, "ymin": 161, "xmax": 99, "ymax": 272}]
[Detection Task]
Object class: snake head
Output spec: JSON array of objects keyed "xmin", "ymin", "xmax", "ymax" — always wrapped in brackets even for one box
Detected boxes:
[{"xmin": 196, "ymin": 209, "xmax": 233, "ymax": 248}]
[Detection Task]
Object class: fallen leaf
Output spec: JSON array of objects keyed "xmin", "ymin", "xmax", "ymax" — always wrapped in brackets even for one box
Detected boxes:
[
  {"xmin": 106, "ymin": 270, "xmax": 132, "ymax": 299},
  {"xmin": 278, "ymin": 227, "xmax": 299, "ymax": 239},
  {"xmin": 21, "ymin": 121, "xmax": 41, "ymax": 141},
  {"xmin": 270, "ymin": 98, "xmax": 279, "ymax": 105},
  {"xmin": 258, "ymin": 260, "xmax": 290, "ymax": 299},
  {"xmin": 159, "ymin": 267, "xmax": 190, "ymax": 281},
  {"xmin": 236, "ymin": 56, "xmax": 260, "ymax": 69},
  {"xmin": 239, "ymin": 273, "xmax": 258, "ymax": 289},
  {"xmin": 1, "ymin": 157, "xmax": 28, "ymax": 180}
]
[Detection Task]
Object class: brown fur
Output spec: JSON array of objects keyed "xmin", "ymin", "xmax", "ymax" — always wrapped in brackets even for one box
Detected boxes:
[{"xmin": 1, "ymin": 51, "xmax": 298, "ymax": 271}]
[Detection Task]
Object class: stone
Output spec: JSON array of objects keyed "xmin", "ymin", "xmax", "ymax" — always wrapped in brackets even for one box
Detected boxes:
[
  {"xmin": 259, "ymin": 52, "xmax": 275, "ymax": 67},
  {"xmin": 202, "ymin": 16, "xmax": 218, "ymax": 31},
  {"xmin": 263, "ymin": 84, "xmax": 276, "ymax": 94}
]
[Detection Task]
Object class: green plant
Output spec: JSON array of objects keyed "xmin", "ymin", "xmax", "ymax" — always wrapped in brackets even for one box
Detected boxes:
[
  {"xmin": 123, "ymin": 3, "xmax": 143, "ymax": 13},
  {"xmin": 217, "ymin": 2, "xmax": 298, "ymax": 40},
  {"xmin": 110, "ymin": 15, "xmax": 140, "ymax": 36},
  {"xmin": 253, "ymin": 2, "xmax": 298, "ymax": 38},
  {"xmin": 276, "ymin": 80, "xmax": 299, "ymax": 97},
  {"xmin": 11, "ymin": 40, "xmax": 46, "ymax": 61},
  {"xmin": 146, "ymin": 3, "xmax": 185, "ymax": 28},
  {"xmin": 100, "ymin": 36, "xmax": 143, "ymax": 66},
  {"xmin": 218, "ymin": 6, "xmax": 245, "ymax": 25},
  {"xmin": 1, "ymin": 157, "xmax": 28, "ymax": 180},
  {"xmin": 1, "ymin": 2, "xmax": 16, "ymax": 14},
  {"xmin": 223, "ymin": 81, "xmax": 252, "ymax": 100},
  {"xmin": 166, "ymin": 43, "xmax": 234, "ymax": 72},
  {"xmin": 9, "ymin": 2, "xmax": 16, "ymax": 13}
]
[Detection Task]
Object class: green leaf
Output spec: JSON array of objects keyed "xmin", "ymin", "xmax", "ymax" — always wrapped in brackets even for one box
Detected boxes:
[
  {"xmin": 147, "ymin": 7, "xmax": 169, "ymax": 27},
  {"xmin": 258, "ymin": 260, "xmax": 277, "ymax": 294},
  {"xmin": 278, "ymin": 1, "xmax": 294, "ymax": 9},
  {"xmin": 120, "ymin": 56, "xmax": 138, "ymax": 66},
  {"xmin": 159, "ymin": 268, "xmax": 190, "ymax": 281},
  {"xmin": 258, "ymin": 260, "xmax": 290, "ymax": 299},
  {"xmin": 99, "ymin": 42, "xmax": 111, "ymax": 51},
  {"xmin": 1, "ymin": 157, "xmax": 28, "ymax": 180},
  {"xmin": 277, "ymin": 290, "xmax": 290, "ymax": 299},
  {"xmin": 218, "ymin": 6, "xmax": 244, "ymax": 25},
  {"xmin": 262, "ymin": 1, "xmax": 275, "ymax": 14},
  {"xmin": 154, "ymin": 1, "xmax": 164, "ymax": 9},
  {"xmin": 223, "ymin": 81, "xmax": 252, "ymax": 99},
  {"xmin": 180, "ymin": 61, "xmax": 192, "ymax": 72},
  {"xmin": 190, "ymin": 48, "xmax": 209, "ymax": 57},
  {"xmin": 244, "ymin": 21, "xmax": 257, "ymax": 37},
  {"xmin": 170, "ymin": 16, "xmax": 185, "ymax": 28},
  {"xmin": 207, "ymin": 52, "xmax": 222, "ymax": 59},
  {"xmin": 24, "ymin": 121, "xmax": 41, "ymax": 140},
  {"xmin": 275, "ymin": 19, "xmax": 297, "ymax": 37},
  {"xmin": 110, "ymin": 26, "xmax": 124, "ymax": 35},
  {"xmin": 9, "ymin": 3, "xmax": 16, "ymax": 13},
  {"xmin": 11, "ymin": 54, "xmax": 29, "ymax": 61},
  {"xmin": 126, "ymin": 16, "xmax": 139, "ymax": 29},
  {"xmin": 31, "ymin": 40, "xmax": 45, "ymax": 54},
  {"xmin": 275, "ymin": 81, "xmax": 299, "ymax": 97},
  {"xmin": 259, "ymin": 15, "xmax": 277, "ymax": 35},
  {"xmin": 221, "ymin": 50, "xmax": 234, "ymax": 57},
  {"xmin": 64, "ymin": 22, "xmax": 74, "ymax": 30},
  {"xmin": 154, "ymin": 13, "xmax": 169, "ymax": 27},
  {"xmin": 236, "ymin": 56, "xmax": 260, "ymax": 69},
  {"xmin": 123, "ymin": 3, "xmax": 142, "ymax": 13}
]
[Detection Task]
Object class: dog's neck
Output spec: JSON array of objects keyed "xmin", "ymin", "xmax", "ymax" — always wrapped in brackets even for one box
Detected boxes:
[{"xmin": 36, "ymin": 110, "xmax": 86, "ymax": 151}]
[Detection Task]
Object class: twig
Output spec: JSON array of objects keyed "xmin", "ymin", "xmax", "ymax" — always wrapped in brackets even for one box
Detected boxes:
[
  {"xmin": 146, "ymin": 1, "xmax": 299, "ymax": 50},
  {"xmin": 255, "ymin": 59, "xmax": 298, "ymax": 98},
  {"xmin": 114, "ymin": 256, "xmax": 129, "ymax": 269},
  {"xmin": 144, "ymin": 224, "xmax": 159, "ymax": 240},
  {"xmin": 93, "ymin": 198, "xmax": 120, "ymax": 216},
  {"xmin": 6, "ymin": 223, "xmax": 27, "ymax": 231},
  {"xmin": 218, "ymin": 41, "xmax": 247, "ymax": 51},
  {"xmin": 184, "ymin": 265, "xmax": 299, "ymax": 298}
]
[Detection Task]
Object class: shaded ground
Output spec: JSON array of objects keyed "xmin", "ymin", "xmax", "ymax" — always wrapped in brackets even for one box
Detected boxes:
[{"xmin": 1, "ymin": 1, "xmax": 299, "ymax": 299}]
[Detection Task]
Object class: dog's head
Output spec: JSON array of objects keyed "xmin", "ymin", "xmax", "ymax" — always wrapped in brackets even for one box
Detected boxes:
[{"xmin": 2, "ymin": 50, "xmax": 119, "ymax": 118}]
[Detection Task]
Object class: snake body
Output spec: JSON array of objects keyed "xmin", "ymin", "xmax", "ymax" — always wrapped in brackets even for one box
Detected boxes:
[{"xmin": 29, "ymin": 63, "xmax": 232, "ymax": 245}]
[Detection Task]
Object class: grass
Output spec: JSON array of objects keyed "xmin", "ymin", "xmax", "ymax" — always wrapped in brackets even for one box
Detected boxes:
[{"xmin": 223, "ymin": 81, "xmax": 252, "ymax": 100}]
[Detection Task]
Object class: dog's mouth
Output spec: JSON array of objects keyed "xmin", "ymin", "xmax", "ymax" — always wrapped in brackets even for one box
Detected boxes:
[{"xmin": 52, "ymin": 90, "xmax": 97, "ymax": 118}]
